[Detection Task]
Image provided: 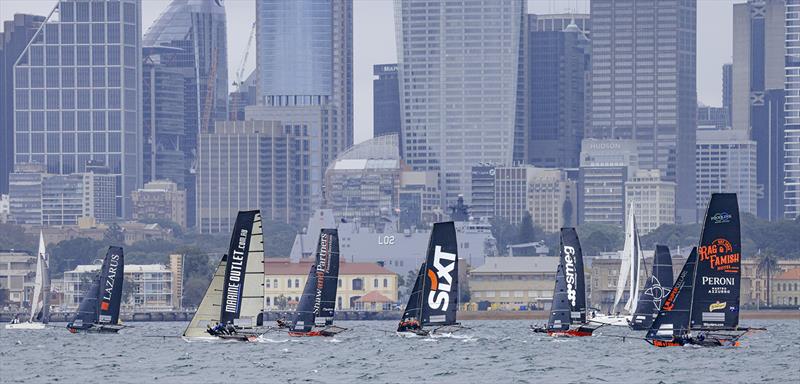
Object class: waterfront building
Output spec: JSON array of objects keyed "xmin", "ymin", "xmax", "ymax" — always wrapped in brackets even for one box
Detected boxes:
[
  {"xmin": 13, "ymin": 0, "xmax": 142, "ymax": 218},
  {"xmin": 624, "ymin": 169, "xmax": 676, "ymax": 234},
  {"xmin": 733, "ymin": 0, "xmax": 786, "ymax": 220},
  {"xmin": 785, "ymin": 0, "xmax": 800, "ymax": 219},
  {"xmin": 527, "ymin": 17, "xmax": 590, "ymax": 169},
  {"xmin": 373, "ymin": 64, "xmax": 400, "ymax": 138},
  {"xmin": 773, "ymin": 268, "xmax": 800, "ymax": 307},
  {"xmin": 578, "ymin": 139, "xmax": 639, "ymax": 227},
  {"xmin": 324, "ymin": 134, "xmax": 401, "ymax": 228},
  {"xmin": 131, "ymin": 180, "xmax": 187, "ymax": 228},
  {"xmin": 197, "ymin": 120, "xmax": 317, "ymax": 232},
  {"xmin": 63, "ymin": 263, "xmax": 173, "ymax": 312},
  {"xmin": 468, "ymin": 257, "xmax": 558, "ymax": 310},
  {"xmin": 589, "ymin": 0, "xmax": 697, "ymax": 223},
  {"xmin": 255, "ymin": 0, "xmax": 353, "ymax": 170},
  {"xmin": 0, "ymin": 250, "xmax": 37, "ymax": 310},
  {"xmin": 263, "ymin": 258, "xmax": 397, "ymax": 311},
  {"xmin": 395, "ymin": 0, "xmax": 526, "ymax": 205},
  {"xmin": 696, "ymin": 129, "xmax": 758, "ymax": 216},
  {"xmin": 0, "ymin": 14, "xmax": 45, "ymax": 194},
  {"xmin": 143, "ymin": 0, "xmax": 229, "ymax": 227}
]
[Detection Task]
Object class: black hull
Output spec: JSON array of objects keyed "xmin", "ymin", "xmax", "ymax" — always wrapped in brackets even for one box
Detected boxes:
[{"xmin": 68, "ymin": 324, "xmax": 125, "ymax": 334}]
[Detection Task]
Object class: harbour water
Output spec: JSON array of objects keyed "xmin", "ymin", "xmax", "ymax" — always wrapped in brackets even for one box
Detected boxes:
[{"xmin": 1, "ymin": 319, "xmax": 797, "ymax": 383}]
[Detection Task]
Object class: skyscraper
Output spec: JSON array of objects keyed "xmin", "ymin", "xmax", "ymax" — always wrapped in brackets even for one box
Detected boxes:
[
  {"xmin": 722, "ymin": 63, "xmax": 733, "ymax": 128},
  {"xmin": 1, "ymin": 14, "xmax": 46, "ymax": 195},
  {"xmin": 733, "ymin": 0, "xmax": 786, "ymax": 220},
  {"xmin": 255, "ymin": 0, "xmax": 353, "ymax": 169},
  {"xmin": 527, "ymin": 16, "xmax": 590, "ymax": 169},
  {"xmin": 785, "ymin": 0, "xmax": 800, "ymax": 219},
  {"xmin": 589, "ymin": 0, "xmax": 697, "ymax": 223},
  {"xmin": 373, "ymin": 64, "xmax": 400, "ymax": 138},
  {"xmin": 395, "ymin": 0, "xmax": 525, "ymax": 206},
  {"xmin": 143, "ymin": 0, "xmax": 229, "ymax": 227},
  {"xmin": 12, "ymin": 0, "xmax": 142, "ymax": 217}
]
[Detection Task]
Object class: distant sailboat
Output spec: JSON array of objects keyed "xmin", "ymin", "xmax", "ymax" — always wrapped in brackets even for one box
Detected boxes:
[
  {"xmin": 6, "ymin": 232, "xmax": 49, "ymax": 330},
  {"xmin": 629, "ymin": 245, "xmax": 674, "ymax": 330},
  {"xmin": 396, "ymin": 221, "xmax": 462, "ymax": 337},
  {"xmin": 594, "ymin": 212, "xmax": 644, "ymax": 326},
  {"xmin": 67, "ymin": 246, "xmax": 125, "ymax": 333},
  {"xmin": 183, "ymin": 210, "xmax": 266, "ymax": 341},
  {"xmin": 288, "ymin": 228, "xmax": 347, "ymax": 337},
  {"xmin": 532, "ymin": 228, "xmax": 601, "ymax": 337},
  {"xmin": 646, "ymin": 193, "xmax": 756, "ymax": 347}
]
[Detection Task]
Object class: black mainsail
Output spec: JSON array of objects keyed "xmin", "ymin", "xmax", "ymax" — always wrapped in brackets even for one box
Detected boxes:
[
  {"xmin": 546, "ymin": 264, "xmax": 571, "ymax": 332},
  {"xmin": 630, "ymin": 245, "xmax": 674, "ymax": 330},
  {"xmin": 398, "ymin": 262, "xmax": 426, "ymax": 330},
  {"xmin": 646, "ymin": 248, "xmax": 697, "ymax": 341},
  {"xmin": 68, "ymin": 246, "xmax": 125, "ymax": 331},
  {"xmin": 290, "ymin": 228, "xmax": 341, "ymax": 334},
  {"xmin": 691, "ymin": 193, "xmax": 741, "ymax": 330},
  {"xmin": 420, "ymin": 221, "xmax": 459, "ymax": 327},
  {"xmin": 559, "ymin": 228, "xmax": 586, "ymax": 324}
]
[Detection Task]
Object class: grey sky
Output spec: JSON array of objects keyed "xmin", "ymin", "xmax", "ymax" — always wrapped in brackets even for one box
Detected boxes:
[{"xmin": 0, "ymin": 0, "xmax": 735, "ymax": 144}]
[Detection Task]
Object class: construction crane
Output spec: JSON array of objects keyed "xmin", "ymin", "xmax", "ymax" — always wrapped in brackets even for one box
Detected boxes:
[{"xmin": 233, "ymin": 21, "xmax": 256, "ymax": 92}]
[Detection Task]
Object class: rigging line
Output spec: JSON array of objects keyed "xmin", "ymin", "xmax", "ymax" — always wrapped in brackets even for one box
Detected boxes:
[{"xmin": 594, "ymin": 333, "xmax": 647, "ymax": 342}]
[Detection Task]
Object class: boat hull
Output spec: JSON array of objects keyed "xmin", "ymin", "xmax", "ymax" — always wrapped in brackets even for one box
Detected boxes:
[
  {"xmin": 68, "ymin": 324, "xmax": 126, "ymax": 334},
  {"xmin": 590, "ymin": 314, "xmax": 631, "ymax": 327},
  {"xmin": 5, "ymin": 322, "xmax": 46, "ymax": 330},
  {"xmin": 288, "ymin": 325, "xmax": 347, "ymax": 337},
  {"xmin": 648, "ymin": 337, "xmax": 740, "ymax": 348}
]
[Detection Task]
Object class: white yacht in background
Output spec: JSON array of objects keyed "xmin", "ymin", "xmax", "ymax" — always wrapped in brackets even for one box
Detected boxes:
[
  {"xmin": 289, "ymin": 208, "xmax": 497, "ymax": 275},
  {"xmin": 6, "ymin": 232, "xmax": 49, "ymax": 330}
]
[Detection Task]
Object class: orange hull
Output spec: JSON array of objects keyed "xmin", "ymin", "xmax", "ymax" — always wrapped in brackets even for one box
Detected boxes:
[
  {"xmin": 548, "ymin": 329, "xmax": 593, "ymax": 337},
  {"xmin": 288, "ymin": 330, "xmax": 326, "ymax": 337}
]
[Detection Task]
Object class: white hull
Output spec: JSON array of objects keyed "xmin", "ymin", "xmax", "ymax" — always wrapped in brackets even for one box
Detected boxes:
[
  {"xmin": 590, "ymin": 314, "xmax": 631, "ymax": 327},
  {"xmin": 5, "ymin": 322, "xmax": 46, "ymax": 330}
]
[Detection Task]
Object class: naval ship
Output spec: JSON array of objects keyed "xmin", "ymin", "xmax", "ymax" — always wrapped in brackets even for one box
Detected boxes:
[{"xmin": 289, "ymin": 209, "xmax": 497, "ymax": 276}]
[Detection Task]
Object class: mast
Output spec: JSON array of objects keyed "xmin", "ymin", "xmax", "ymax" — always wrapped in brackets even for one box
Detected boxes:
[
  {"xmin": 420, "ymin": 222, "xmax": 459, "ymax": 326},
  {"xmin": 690, "ymin": 193, "xmax": 741, "ymax": 331}
]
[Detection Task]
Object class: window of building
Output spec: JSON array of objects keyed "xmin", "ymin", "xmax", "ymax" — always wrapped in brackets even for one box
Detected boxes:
[
  {"xmin": 352, "ymin": 278, "xmax": 363, "ymax": 291},
  {"xmin": 265, "ymin": 279, "xmax": 271, "ymax": 288},
  {"xmin": 374, "ymin": 278, "xmax": 379, "ymax": 288},
  {"xmin": 265, "ymin": 297, "xmax": 271, "ymax": 306},
  {"xmin": 294, "ymin": 279, "xmax": 300, "ymax": 288},
  {"xmin": 273, "ymin": 279, "xmax": 277, "ymax": 288},
  {"xmin": 383, "ymin": 278, "xmax": 388, "ymax": 288},
  {"xmin": 287, "ymin": 279, "xmax": 291, "ymax": 288}
]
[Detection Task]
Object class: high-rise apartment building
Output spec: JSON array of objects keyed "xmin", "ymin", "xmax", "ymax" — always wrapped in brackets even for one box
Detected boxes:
[
  {"xmin": 785, "ymin": 0, "xmax": 800, "ymax": 219},
  {"xmin": 733, "ymin": 0, "xmax": 786, "ymax": 220},
  {"xmin": 13, "ymin": 0, "xmax": 142, "ymax": 218},
  {"xmin": 723, "ymin": 63, "xmax": 733, "ymax": 128},
  {"xmin": 131, "ymin": 180, "xmax": 187, "ymax": 227},
  {"xmin": 470, "ymin": 164, "xmax": 496, "ymax": 221},
  {"xmin": 493, "ymin": 165, "xmax": 576, "ymax": 232},
  {"xmin": 578, "ymin": 139, "xmax": 639, "ymax": 227},
  {"xmin": 1, "ymin": 14, "xmax": 46, "ymax": 195},
  {"xmin": 255, "ymin": 0, "xmax": 353, "ymax": 170},
  {"xmin": 143, "ymin": 0, "xmax": 228, "ymax": 227},
  {"xmin": 589, "ymin": 0, "xmax": 697, "ymax": 223},
  {"xmin": 527, "ymin": 17, "xmax": 590, "ymax": 169},
  {"xmin": 695, "ymin": 129, "xmax": 758, "ymax": 216},
  {"xmin": 625, "ymin": 169, "xmax": 676, "ymax": 234},
  {"xmin": 373, "ymin": 64, "xmax": 400, "ymax": 138},
  {"xmin": 395, "ymin": 0, "xmax": 525, "ymax": 207}
]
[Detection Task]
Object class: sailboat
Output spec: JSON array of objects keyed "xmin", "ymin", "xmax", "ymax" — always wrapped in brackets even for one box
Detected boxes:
[
  {"xmin": 646, "ymin": 193, "xmax": 755, "ymax": 347},
  {"xmin": 183, "ymin": 210, "xmax": 267, "ymax": 342},
  {"xmin": 629, "ymin": 245, "xmax": 674, "ymax": 330},
  {"xmin": 593, "ymin": 212, "xmax": 644, "ymax": 326},
  {"xmin": 532, "ymin": 228, "xmax": 601, "ymax": 336},
  {"xmin": 288, "ymin": 228, "xmax": 347, "ymax": 337},
  {"xmin": 6, "ymin": 232, "xmax": 50, "ymax": 330},
  {"xmin": 67, "ymin": 246, "xmax": 126, "ymax": 333},
  {"xmin": 396, "ymin": 221, "xmax": 462, "ymax": 337}
]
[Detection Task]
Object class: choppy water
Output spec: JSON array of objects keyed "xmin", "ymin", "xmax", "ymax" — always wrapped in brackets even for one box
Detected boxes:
[{"xmin": 1, "ymin": 319, "xmax": 798, "ymax": 383}]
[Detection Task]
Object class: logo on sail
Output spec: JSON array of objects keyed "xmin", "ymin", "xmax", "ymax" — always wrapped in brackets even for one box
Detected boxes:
[
  {"xmin": 224, "ymin": 228, "xmax": 249, "ymax": 314},
  {"xmin": 709, "ymin": 301, "xmax": 726, "ymax": 312},
  {"xmin": 662, "ymin": 269, "xmax": 688, "ymax": 312},
  {"xmin": 645, "ymin": 276, "xmax": 668, "ymax": 310},
  {"xmin": 101, "ymin": 251, "xmax": 120, "ymax": 311},
  {"xmin": 313, "ymin": 233, "xmax": 331, "ymax": 315},
  {"xmin": 698, "ymin": 238, "xmax": 739, "ymax": 273},
  {"xmin": 563, "ymin": 246, "xmax": 577, "ymax": 307},
  {"xmin": 427, "ymin": 245, "xmax": 456, "ymax": 311},
  {"xmin": 710, "ymin": 212, "xmax": 732, "ymax": 224}
]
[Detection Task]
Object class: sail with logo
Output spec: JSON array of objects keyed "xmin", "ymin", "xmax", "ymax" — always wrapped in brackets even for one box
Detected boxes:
[
  {"xmin": 6, "ymin": 232, "xmax": 50, "ymax": 330},
  {"xmin": 67, "ymin": 246, "xmax": 126, "ymax": 333},
  {"xmin": 646, "ymin": 193, "xmax": 759, "ymax": 347},
  {"xmin": 397, "ymin": 221, "xmax": 461, "ymax": 337},
  {"xmin": 629, "ymin": 245, "xmax": 674, "ymax": 330},
  {"xmin": 531, "ymin": 228, "xmax": 600, "ymax": 336},
  {"xmin": 288, "ymin": 228, "xmax": 346, "ymax": 337},
  {"xmin": 183, "ymin": 210, "xmax": 266, "ymax": 341}
]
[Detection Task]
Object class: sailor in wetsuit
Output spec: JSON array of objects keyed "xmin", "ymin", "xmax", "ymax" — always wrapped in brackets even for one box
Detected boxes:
[
  {"xmin": 225, "ymin": 321, "xmax": 236, "ymax": 335},
  {"xmin": 276, "ymin": 318, "xmax": 287, "ymax": 328},
  {"xmin": 398, "ymin": 319, "xmax": 421, "ymax": 332}
]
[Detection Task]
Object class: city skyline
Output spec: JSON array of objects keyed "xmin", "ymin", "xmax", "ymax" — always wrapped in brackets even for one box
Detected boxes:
[{"xmin": 1, "ymin": 0, "xmax": 736, "ymax": 145}]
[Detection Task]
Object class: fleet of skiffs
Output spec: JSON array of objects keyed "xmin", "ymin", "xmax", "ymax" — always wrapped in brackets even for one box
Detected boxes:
[{"xmin": 4, "ymin": 193, "xmax": 758, "ymax": 347}]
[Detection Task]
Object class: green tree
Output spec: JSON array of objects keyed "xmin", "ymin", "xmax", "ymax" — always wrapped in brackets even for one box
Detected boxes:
[
  {"xmin": 262, "ymin": 220, "xmax": 300, "ymax": 257},
  {"xmin": 103, "ymin": 223, "xmax": 125, "ymax": 245},
  {"xmin": 48, "ymin": 237, "xmax": 106, "ymax": 276},
  {"xmin": 516, "ymin": 212, "xmax": 537, "ymax": 244},
  {"xmin": 490, "ymin": 217, "xmax": 517, "ymax": 255},
  {"xmin": 0, "ymin": 223, "xmax": 36, "ymax": 251},
  {"xmin": 756, "ymin": 250, "xmax": 779, "ymax": 307},
  {"xmin": 182, "ymin": 276, "xmax": 211, "ymax": 308},
  {"xmin": 577, "ymin": 223, "xmax": 624, "ymax": 255}
]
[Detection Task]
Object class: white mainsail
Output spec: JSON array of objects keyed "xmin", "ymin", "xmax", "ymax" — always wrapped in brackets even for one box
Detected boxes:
[
  {"xmin": 612, "ymin": 212, "xmax": 643, "ymax": 314},
  {"xmin": 183, "ymin": 256, "xmax": 228, "ymax": 337},
  {"xmin": 28, "ymin": 232, "xmax": 47, "ymax": 322},
  {"xmin": 236, "ymin": 212, "xmax": 265, "ymax": 327}
]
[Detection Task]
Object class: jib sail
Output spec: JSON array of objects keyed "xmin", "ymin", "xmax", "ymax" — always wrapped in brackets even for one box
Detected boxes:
[
  {"xmin": 559, "ymin": 228, "xmax": 586, "ymax": 324},
  {"xmin": 219, "ymin": 211, "xmax": 265, "ymax": 326},
  {"xmin": 29, "ymin": 232, "xmax": 48, "ymax": 323},
  {"xmin": 691, "ymin": 193, "xmax": 741, "ymax": 330},
  {"xmin": 316, "ymin": 229, "xmax": 340, "ymax": 326},
  {"xmin": 647, "ymin": 248, "xmax": 697, "ymax": 341},
  {"xmin": 546, "ymin": 264, "xmax": 571, "ymax": 332},
  {"xmin": 290, "ymin": 264, "xmax": 318, "ymax": 333},
  {"xmin": 183, "ymin": 255, "xmax": 228, "ymax": 337},
  {"xmin": 398, "ymin": 262, "xmax": 425, "ymax": 330},
  {"xmin": 631, "ymin": 245, "xmax": 674, "ymax": 330},
  {"xmin": 420, "ymin": 222, "xmax": 459, "ymax": 326},
  {"xmin": 97, "ymin": 246, "xmax": 124, "ymax": 325}
]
